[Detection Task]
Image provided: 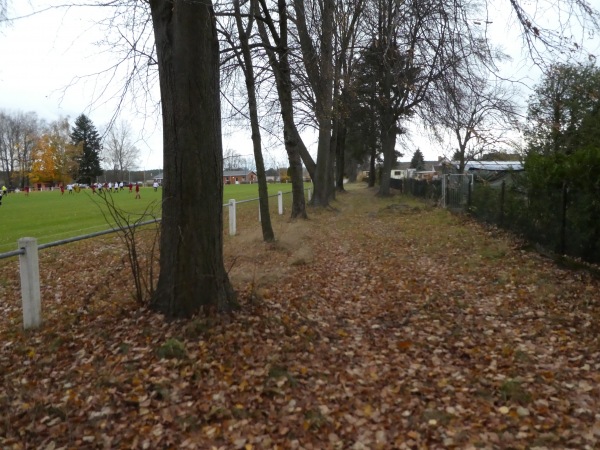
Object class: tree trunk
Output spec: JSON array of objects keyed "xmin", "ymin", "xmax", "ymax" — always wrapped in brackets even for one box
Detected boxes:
[
  {"xmin": 368, "ymin": 144, "xmax": 376, "ymax": 188},
  {"xmin": 377, "ymin": 63, "xmax": 396, "ymax": 197},
  {"xmin": 234, "ymin": 0, "xmax": 274, "ymax": 242},
  {"xmin": 312, "ymin": 123, "xmax": 333, "ymax": 206},
  {"xmin": 378, "ymin": 109, "xmax": 396, "ymax": 197},
  {"xmin": 149, "ymin": 0, "xmax": 236, "ymax": 318},
  {"xmin": 294, "ymin": 0, "xmax": 334, "ymax": 208},
  {"xmin": 335, "ymin": 120, "xmax": 347, "ymax": 192},
  {"xmin": 257, "ymin": 0, "xmax": 307, "ymax": 218}
]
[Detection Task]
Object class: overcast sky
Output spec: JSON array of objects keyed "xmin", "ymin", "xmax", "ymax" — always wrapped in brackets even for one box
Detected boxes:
[
  {"xmin": 1, "ymin": 1, "xmax": 597, "ymax": 169},
  {"xmin": 0, "ymin": 2, "xmax": 166, "ymax": 169}
]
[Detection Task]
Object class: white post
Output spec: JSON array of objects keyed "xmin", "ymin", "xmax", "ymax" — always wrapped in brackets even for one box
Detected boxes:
[
  {"xmin": 258, "ymin": 202, "xmax": 261, "ymax": 222},
  {"xmin": 307, "ymin": 188, "xmax": 312, "ymax": 201},
  {"xmin": 18, "ymin": 238, "xmax": 41, "ymax": 330},
  {"xmin": 278, "ymin": 191, "xmax": 283, "ymax": 215},
  {"xmin": 229, "ymin": 199, "xmax": 237, "ymax": 236}
]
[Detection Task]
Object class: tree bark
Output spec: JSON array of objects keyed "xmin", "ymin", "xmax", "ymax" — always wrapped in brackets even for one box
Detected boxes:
[
  {"xmin": 335, "ymin": 120, "xmax": 347, "ymax": 192},
  {"xmin": 149, "ymin": 0, "xmax": 236, "ymax": 318},
  {"xmin": 234, "ymin": 0, "xmax": 274, "ymax": 242},
  {"xmin": 377, "ymin": 66, "xmax": 396, "ymax": 197},
  {"xmin": 294, "ymin": 0, "xmax": 335, "ymax": 207},
  {"xmin": 378, "ymin": 118, "xmax": 396, "ymax": 196},
  {"xmin": 257, "ymin": 0, "xmax": 308, "ymax": 218}
]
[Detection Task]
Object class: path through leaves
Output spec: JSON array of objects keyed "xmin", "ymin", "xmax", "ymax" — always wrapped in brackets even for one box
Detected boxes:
[{"xmin": 1, "ymin": 185, "xmax": 599, "ymax": 449}]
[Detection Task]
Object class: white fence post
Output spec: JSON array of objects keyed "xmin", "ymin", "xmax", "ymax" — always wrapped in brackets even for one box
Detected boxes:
[
  {"xmin": 258, "ymin": 202, "xmax": 261, "ymax": 222},
  {"xmin": 229, "ymin": 199, "xmax": 237, "ymax": 236},
  {"xmin": 278, "ymin": 191, "xmax": 283, "ymax": 215},
  {"xmin": 307, "ymin": 188, "xmax": 312, "ymax": 201},
  {"xmin": 18, "ymin": 238, "xmax": 41, "ymax": 330}
]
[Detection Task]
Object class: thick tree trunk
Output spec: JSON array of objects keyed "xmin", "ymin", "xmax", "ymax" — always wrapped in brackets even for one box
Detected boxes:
[
  {"xmin": 312, "ymin": 123, "xmax": 333, "ymax": 206},
  {"xmin": 378, "ymin": 109, "xmax": 396, "ymax": 197},
  {"xmin": 149, "ymin": 0, "xmax": 236, "ymax": 318}
]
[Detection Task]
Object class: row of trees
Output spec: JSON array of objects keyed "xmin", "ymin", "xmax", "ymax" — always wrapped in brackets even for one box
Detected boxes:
[
  {"xmin": 0, "ymin": 112, "xmax": 140, "ymax": 187},
  {"xmin": 6, "ymin": 0, "xmax": 596, "ymax": 318},
  {"xmin": 125, "ymin": 0, "xmax": 599, "ymax": 317}
]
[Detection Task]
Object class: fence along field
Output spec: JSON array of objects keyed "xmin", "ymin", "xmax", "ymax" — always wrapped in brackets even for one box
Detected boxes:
[{"xmin": 0, "ymin": 183, "xmax": 296, "ymax": 253}]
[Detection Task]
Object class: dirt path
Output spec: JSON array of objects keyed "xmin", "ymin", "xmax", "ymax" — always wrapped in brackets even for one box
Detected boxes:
[{"xmin": 1, "ymin": 184, "xmax": 599, "ymax": 449}]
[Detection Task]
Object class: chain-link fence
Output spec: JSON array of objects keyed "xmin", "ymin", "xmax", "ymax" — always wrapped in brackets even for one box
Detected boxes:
[
  {"xmin": 469, "ymin": 176, "xmax": 600, "ymax": 263},
  {"xmin": 396, "ymin": 171, "xmax": 600, "ymax": 264},
  {"xmin": 390, "ymin": 178, "xmax": 443, "ymax": 202}
]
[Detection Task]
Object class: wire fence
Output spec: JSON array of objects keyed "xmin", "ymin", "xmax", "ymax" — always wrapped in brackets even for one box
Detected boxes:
[
  {"xmin": 390, "ymin": 178, "xmax": 443, "ymax": 202},
  {"xmin": 469, "ymin": 179, "xmax": 600, "ymax": 264},
  {"xmin": 397, "ymin": 172, "xmax": 600, "ymax": 265},
  {"xmin": 0, "ymin": 188, "xmax": 311, "ymax": 329}
]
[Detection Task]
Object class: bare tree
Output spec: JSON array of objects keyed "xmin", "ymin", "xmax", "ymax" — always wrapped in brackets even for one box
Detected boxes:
[
  {"xmin": 225, "ymin": 0, "xmax": 276, "ymax": 241},
  {"xmin": 223, "ymin": 147, "xmax": 245, "ymax": 170},
  {"xmin": 507, "ymin": 0, "xmax": 600, "ymax": 66},
  {"xmin": 0, "ymin": 110, "xmax": 42, "ymax": 189},
  {"xmin": 292, "ymin": 0, "xmax": 335, "ymax": 206},
  {"xmin": 332, "ymin": 0, "xmax": 366, "ymax": 192},
  {"xmin": 0, "ymin": 111, "xmax": 15, "ymax": 185},
  {"xmin": 103, "ymin": 120, "xmax": 140, "ymax": 180},
  {"xmin": 426, "ymin": 77, "xmax": 520, "ymax": 172},
  {"xmin": 0, "ymin": 0, "xmax": 7, "ymax": 24},
  {"xmin": 256, "ymin": 0, "xmax": 309, "ymax": 218}
]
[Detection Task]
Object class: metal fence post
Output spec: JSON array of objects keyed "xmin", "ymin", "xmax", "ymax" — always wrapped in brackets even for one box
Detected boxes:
[
  {"xmin": 18, "ymin": 238, "xmax": 41, "ymax": 330},
  {"xmin": 499, "ymin": 181, "xmax": 506, "ymax": 226},
  {"xmin": 278, "ymin": 191, "xmax": 283, "ymax": 215},
  {"xmin": 229, "ymin": 199, "xmax": 237, "ymax": 236},
  {"xmin": 560, "ymin": 182, "xmax": 568, "ymax": 255},
  {"xmin": 467, "ymin": 178, "xmax": 472, "ymax": 208},
  {"xmin": 443, "ymin": 175, "xmax": 448, "ymax": 208}
]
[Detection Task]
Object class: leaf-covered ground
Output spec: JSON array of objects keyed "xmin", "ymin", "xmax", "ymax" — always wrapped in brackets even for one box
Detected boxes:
[{"xmin": 1, "ymin": 185, "xmax": 599, "ymax": 449}]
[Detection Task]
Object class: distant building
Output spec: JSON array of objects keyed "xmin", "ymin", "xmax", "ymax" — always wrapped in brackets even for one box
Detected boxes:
[
  {"xmin": 223, "ymin": 169, "xmax": 257, "ymax": 184},
  {"xmin": 265, "ymin": 168, "xmax": 280, "ymax": 182},
  {"xmin": 460, "ymin": 161, "xmax": 523, "ymax": 172}
]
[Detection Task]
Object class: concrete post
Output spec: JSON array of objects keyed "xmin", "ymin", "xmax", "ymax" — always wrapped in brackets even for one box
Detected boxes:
[
  {"xmin": 229, "ymin": 199, "xmax": 237, "ymax": 236},
  {"xmin": 18, "ymin": 238, "xmax": 41, "ymax": 330},
  {"xmin": 278, "ymin": 191, "xmax": 283, "ymax": 215}
]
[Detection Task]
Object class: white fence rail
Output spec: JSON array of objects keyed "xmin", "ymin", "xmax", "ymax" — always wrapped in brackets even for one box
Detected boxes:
[
  {"xmin": 0, "ymin": 189, "xmax": 311, "ymax": 330},
  {"xmin": 225, "ymin": 189, "xmax": 312, "ymax": 235}
]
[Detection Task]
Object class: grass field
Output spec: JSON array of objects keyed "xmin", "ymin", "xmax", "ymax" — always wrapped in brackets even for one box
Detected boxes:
[{"xmin": 0, "ymin": 183, "xmax": 295, "ymax": 253}]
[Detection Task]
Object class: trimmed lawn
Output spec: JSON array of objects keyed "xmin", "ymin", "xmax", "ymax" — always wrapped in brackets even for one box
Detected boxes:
[{"xmin": 0, "ymin": 183, "xmax": 297, "ymax": 253}]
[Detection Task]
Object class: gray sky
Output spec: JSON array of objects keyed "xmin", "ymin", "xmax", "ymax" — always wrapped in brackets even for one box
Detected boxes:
[
  {"xmin": 0, "ymin": 1, "xmax": 293, "ymax": 171},
  {"xmin": 1, "ymin": 2, "xmax": 165, "ymax": 169},
  {"xmin": 1, "ymin": 1, "xmax": 597, "ymax": 169}
]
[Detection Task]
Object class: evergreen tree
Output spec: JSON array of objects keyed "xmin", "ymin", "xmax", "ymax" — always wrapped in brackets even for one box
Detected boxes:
[
  {"xmin": 525, "ymin": 63, "xmax": 600, "ymax": 157},
  {"xmin": 70, "ymin": 114, "xmax": 103, "ymax": 184},
  {"xmin": 410, "ymin": 149, "xmax": 425, "ymax": 171}
]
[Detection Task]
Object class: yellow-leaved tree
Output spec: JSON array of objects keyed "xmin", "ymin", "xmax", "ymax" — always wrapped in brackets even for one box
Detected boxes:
[{"xmin": 30, "ymin": 118, "xmax": 82, "ymax": 186}]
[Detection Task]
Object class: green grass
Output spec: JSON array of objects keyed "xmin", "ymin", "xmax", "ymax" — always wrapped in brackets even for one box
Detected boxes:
[{"xmin": 0, "ymin": 183, "xmax": 296, "ymax": 253}]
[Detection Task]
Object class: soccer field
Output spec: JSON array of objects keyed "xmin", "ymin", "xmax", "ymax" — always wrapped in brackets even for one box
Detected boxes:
[{"xmin": 0, "ymin": 183, "xmax": 294, "ymax": 253}]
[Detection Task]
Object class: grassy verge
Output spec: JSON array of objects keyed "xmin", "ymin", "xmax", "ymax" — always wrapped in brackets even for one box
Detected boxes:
[{"xmin": 0, "ymin": 183, "xmax": 299, "ymax": 252}]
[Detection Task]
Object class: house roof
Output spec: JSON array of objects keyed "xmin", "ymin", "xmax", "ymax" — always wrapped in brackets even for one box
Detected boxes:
[
  {"xmin": 154, "ymin": 173, "xmax": 164, "ymax": 179},
  {"xmin": 395, "ymin": 160, "xmax": 440, "ymax": 171},
  {"xmin": 460, "ymin": 161, "xmax": 523, "ymax": 171},
  {"xmin": 223, "ymin": 170, "xmax": 256, "ymax": 177}
]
